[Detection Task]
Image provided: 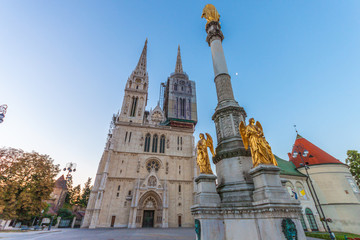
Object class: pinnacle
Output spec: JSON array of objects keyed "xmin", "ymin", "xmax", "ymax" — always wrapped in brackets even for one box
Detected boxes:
[
  {"xmin": 134, "ymin": 39, "xmax": 148, "ymax": 75},
  {"xmin": 175, "ymin": 45, "xmax": 183, "ymax": 73}
]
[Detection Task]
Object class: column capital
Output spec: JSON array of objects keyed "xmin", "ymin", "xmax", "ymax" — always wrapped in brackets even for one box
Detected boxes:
[{"xmin": 205, "ymin": 21, "xmax": 224, "ymax": 46}]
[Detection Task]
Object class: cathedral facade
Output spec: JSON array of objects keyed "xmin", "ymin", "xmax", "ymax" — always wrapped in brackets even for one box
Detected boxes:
[{"xmin": 82, "ymin": 40, "xmax": 198, "ymax": 228}]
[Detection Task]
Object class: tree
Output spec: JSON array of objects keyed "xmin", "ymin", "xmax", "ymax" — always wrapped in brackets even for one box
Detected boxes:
[
  {"xmin": 0, "ymin": 148, "xmax": 60, "ymax": 221},
  {"xmin": 71, "ymin": 184, "xmax": 81, "ymax": 205},
  {"xmin": 79, "ymin": 178, "xmax": 92, "ymax": 207},
  {"xmin": 346, "ymin": 150, "xmax": 360, "ymax": 187}
]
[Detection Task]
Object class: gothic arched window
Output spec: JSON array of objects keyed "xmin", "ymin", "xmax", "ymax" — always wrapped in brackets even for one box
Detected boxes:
[
  {"xmin": 152, "ymin": 134, "xmax": 158, "ymax": 153},
  {"xmin": 144, "ymin": 133, "xmax": 151, "ymax": 152},
  {"xmin": 159, "ymin": 135, "xmax": 165, "ymax": 153},
  {"xmin": 174, "ymin": 84, "xmax": 177, "ymax": 91},
  {"xmin": 130, "ymin": 96, "xmax": 138, "ymax": 117},
  {"xmin": 305, "ymin": 208, "xmax": 318, "ymax": 231}
]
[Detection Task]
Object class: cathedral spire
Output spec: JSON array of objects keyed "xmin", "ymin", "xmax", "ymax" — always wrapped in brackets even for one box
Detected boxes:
[
  {"xmin": 175, "ymin": 45, "xmax": 183, "ymax": 73},
  {"xmin": 134, "ymin": 39, "xmax": 148, "ymax": 75}
]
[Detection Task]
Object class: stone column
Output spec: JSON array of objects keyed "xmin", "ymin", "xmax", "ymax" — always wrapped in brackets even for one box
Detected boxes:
[{"xmin": 205, "ymin": 21, "xmax": 253, "ymax": 206}]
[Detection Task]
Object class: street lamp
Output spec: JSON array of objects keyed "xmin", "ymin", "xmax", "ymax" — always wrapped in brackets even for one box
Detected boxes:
[
  {"xmin": 0, "ymin": 104, "xmax": 8, "ymax": 123},
  {"xmin": 292, "ymin": 146, "xmax": 335, "ymax": 240},
  {"xmin": 63, "ymin": 162, "xmax": 77, "ymax": 181}
]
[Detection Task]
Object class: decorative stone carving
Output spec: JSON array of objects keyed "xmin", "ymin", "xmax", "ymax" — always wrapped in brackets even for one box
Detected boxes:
[{"xmin": 148, "ymin": 176, "xmax": 157, "ymax": 187}]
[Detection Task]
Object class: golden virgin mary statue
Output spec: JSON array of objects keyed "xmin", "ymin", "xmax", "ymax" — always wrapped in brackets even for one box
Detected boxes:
[
  {"xmin": 196, "ymin": 133, "xmax": 215, "ymax": 174},
  {"xmin": 239, "ymin": 118, "xmax": 278, "ymax": 168}
]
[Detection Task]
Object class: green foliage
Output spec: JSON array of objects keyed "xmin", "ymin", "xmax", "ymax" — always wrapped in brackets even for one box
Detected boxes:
[
  {"xmin": 0, "ymin": 147, "xmax": 60, "ymax": 221},
  {"xmin": 57, "ymin": 208, "xmax": 74, "ymax": 219},
  {"xmin": 79, "ymin": 177, "xmax": 92, "ymax": 207},
  {"xmin": 346, "ymin": 150, "xmax": 360, "ymax": 187},
  {"xmin": 305, "ymin": 231, "xmax": 360, "ymax": 240},
  {"xmin": 63, "ymin": 177, "xmax": 92, "ymax": 208}
]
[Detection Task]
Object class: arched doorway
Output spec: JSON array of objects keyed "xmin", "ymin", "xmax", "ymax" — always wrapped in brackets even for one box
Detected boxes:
[
  {"xmin": 305, "ymin": 208, "xmax": 319, "ymax": 231},
  {"xmin": 137, "ymin": 191, "xmax": 163, "ymax": 228}
]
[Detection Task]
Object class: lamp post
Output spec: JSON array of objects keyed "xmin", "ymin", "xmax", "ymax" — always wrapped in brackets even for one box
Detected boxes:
[
  {"xmin": 63, "ymin": 162, "xmax": 77, "ymax": 181},
  {"xmin": 292, "ymin": 146, "xmax": 335, "ymax": 240},
  {"xmin": 0, "ymin": 104, "xmax": 8, "ymax": 123}
]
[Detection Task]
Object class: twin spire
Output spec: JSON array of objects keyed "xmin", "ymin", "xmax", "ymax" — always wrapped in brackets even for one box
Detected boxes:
[
  {"xmin": 175, "ymin": 45, "xmax": 183, "ymax": 73},
  {"xmin": 134, "ymin": 38, "xmax": 148, "ymax": 75},
  {"xmin": 134, "ymin": 39, "xmax": 184, "ymax": 75}
]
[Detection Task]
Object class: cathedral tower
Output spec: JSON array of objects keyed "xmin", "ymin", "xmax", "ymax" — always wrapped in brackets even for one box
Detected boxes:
[
  {"xmin": 163, "ymin": 46, "xmax": 197, "ymax": 128},
  {"xmin": 118, "ymin": 39, "xmax": 149, "ymax": 124}
]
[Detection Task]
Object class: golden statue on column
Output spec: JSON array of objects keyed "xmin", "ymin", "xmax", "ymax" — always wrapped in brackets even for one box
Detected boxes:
[
  {"xmin": 239, "ymin": 118, "xmax": 278, "ymax": 168},
  {"xmin": 196, "ymin": 133, "xmax": 215, "ymax": 174},
  {"xmin": 201, "ymin": 4, "xmax": 220, "ymax": 24}
]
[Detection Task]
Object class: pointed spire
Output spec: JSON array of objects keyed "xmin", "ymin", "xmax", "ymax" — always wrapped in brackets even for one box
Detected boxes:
[
  {"xmin": 135, "ymin": 39, "xmax": 148, "ymax": 75},
  {"xmin": 175, "ymin": 45, "xmax": 183, "ymax": 73}
]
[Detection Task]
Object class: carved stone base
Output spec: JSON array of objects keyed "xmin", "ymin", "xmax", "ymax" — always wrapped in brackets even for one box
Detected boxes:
[
  {"xmin": 194, "ymin": 174, "xmax": 221, "ymax": 207},
  {"xmin": 249, "ymin": 164, "xmax": 300, "ymax": 207},
  {"xmin": 215, "ymin": 156, "xmax": 254, "ymax": 206},
  {"xmin": 191, "ymin": 165, "xmax": 307, "ymax": 240}
]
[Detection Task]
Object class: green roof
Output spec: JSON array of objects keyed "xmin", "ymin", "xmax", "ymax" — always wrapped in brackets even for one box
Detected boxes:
[{"xmin": 275, "ymin": 155, "xmax": 306, "ymax": 177}]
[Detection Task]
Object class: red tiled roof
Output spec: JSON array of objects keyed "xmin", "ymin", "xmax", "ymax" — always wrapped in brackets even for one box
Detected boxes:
[
  {"xmin": 54, "ymin": 175, "xmax": 67, "ymax": 190},
  {"xmin": 288, "ymin": 134, "xmax": 343, "ymax": 168}
]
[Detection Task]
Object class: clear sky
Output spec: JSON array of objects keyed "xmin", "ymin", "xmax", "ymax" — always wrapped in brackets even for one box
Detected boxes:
[{"xmin": 1, "ymin": 1, "xmax": 360, "ymax": 186}]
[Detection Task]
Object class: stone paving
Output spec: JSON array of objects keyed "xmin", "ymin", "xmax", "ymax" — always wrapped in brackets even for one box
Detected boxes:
[{"xmin": 0, "ymin": 228, "xmax": 322, "ymax": 240}]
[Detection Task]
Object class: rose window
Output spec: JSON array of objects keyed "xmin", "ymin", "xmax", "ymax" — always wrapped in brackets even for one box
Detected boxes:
[{"xmin": 146, "ymin": 160, "xmax": 160, "ymax": 172}]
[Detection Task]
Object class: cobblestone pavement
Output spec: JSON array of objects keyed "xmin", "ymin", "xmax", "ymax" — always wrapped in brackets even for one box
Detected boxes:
[{"xmin": 0, "ymin": 228, "xmax": 322, "ymax": 240}]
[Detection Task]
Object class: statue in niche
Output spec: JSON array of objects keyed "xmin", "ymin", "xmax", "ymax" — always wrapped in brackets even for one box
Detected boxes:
[
  {"xmin": 148, "ymin": 176, "xmax": 157, "ymax": 187},
  {"xmin": 201, "ymin": 4, "xmax": 220, "ymax": 24},
  {"xmin": 239, "ymin": 118, "xmax": 278, "ymax": 168},
  {"xmin": 196, "ymin": 133, "xmax": 215, "ymax": 174}
]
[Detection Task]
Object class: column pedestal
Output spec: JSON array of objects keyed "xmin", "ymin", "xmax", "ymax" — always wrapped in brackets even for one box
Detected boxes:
[{"xmin": 191, "ymin": 174, "xmax": 224, "ymax": 240}]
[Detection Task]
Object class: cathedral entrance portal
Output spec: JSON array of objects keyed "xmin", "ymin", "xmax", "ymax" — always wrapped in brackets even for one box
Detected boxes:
[
  {"xmin": 142, "ymin": 210, "xmax": 154, "ymax": 227},
  {"xmin": 135, "ymin": 190, "xmax": 163, "ymax": 228}
]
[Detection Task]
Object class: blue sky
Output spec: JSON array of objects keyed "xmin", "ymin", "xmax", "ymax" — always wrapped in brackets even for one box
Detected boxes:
[{"xmin": 1, "ymin": 1, "xmax": 360, "ymax": 186}]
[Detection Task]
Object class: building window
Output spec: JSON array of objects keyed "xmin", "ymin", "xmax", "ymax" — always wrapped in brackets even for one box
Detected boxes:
[
  {"xmin": 305, "ymin": 208, "xmax": 318, "ymax": 231},
  {"xmin": 146, "ymin": 159, "xmax": 160, "ymax": 172},
  {"xmin": 128, "ymin": 191, "xmax": 132, "ymax": 196},
  {"xmin": 177, "ymin": 136, "xmax": 183, "ymax": 151},
  {"xmin": 160, "ymin": 135, "xmax": 165, "ymax": 153},
  {"xmin": 300, "ymin": 214, "xmax": 308, "ymax": 231},
  {"xmin": 128, "ymin": 132, "xmax": 132, "ymax": 142},
  {"xmin": 178, "ymin": 215, "xmax": 182, "ymax": 227},
  {"xmin": 125, "ymin": 132, "xmax": 128, "ymax": 142},
  {"xmin": 179, "ymin": 165, "xmax": 181, "ymax": 174},
  {"xmin": 178, "ymin": 185, "xmax": 181, "ymax": 193},
  {"xmin": 144, "ymin": 133, "xmax": 151, "ymax": 152},
  {"xmin": 118, "ymin": 185, "xmax": 121, "ymax": 191},
  {"xmin": 98, "ymin": 192, "xmax": 101, "ymax": 200},
  {"xmin": 152, "ymin": 134, "xmax": 158, "ymax": 153},
  {"xmin": 130, "ymin": 96, "xmax": 138, "ymax": 117},
  {"xmin": 174, "ymin": 84, "xmax": 177, "ymax": 91},
  {"xmin": 116, "ymin": 192, "xmax": 119, "ymax": 197},
  {"xmin": 179, "ymin": 98, "xmax": 186, "ymax": 117}
]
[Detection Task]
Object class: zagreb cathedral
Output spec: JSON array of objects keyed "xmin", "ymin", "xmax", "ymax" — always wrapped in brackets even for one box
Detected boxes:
[{"xmin": 82, "ymin": 40, "xmax": 198, "ymax": 228}]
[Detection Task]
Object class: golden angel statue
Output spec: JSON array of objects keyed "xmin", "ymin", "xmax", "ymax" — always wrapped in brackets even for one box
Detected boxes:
[
  {"xmin": 201, "ymin": 4, "xmax": 220, "ymax": 24},
  {"xmin": 239, "ymin": 118, "xmax": 278, "ymax": 168},
  {"xmin": 196, "ymin": 133, "xmax": 215, "ymax": 174}
]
